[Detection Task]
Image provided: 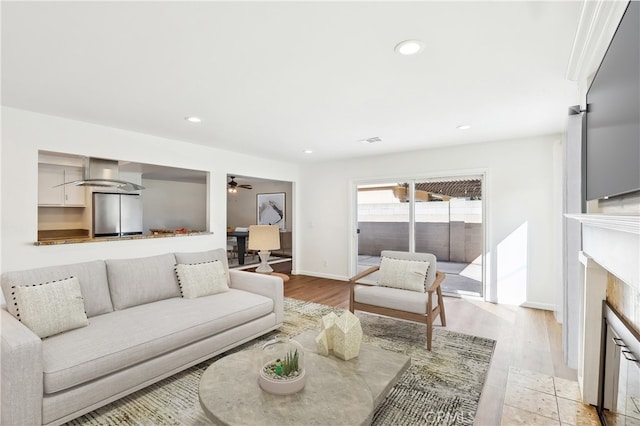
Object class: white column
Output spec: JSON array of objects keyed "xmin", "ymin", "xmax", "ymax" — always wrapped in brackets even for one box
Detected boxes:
[
  {"xmin": 562, "ymin": 110, "xmax": 585, "ymax": 370},
  {"xmin": 577, "ymin": 251, "xmax": 607, "ymax": 405}
]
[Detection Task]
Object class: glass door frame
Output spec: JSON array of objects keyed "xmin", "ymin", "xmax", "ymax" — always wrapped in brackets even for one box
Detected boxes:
[{"xmin": 350, "ymin": 170, "xmax": 488, "ymax": 300}]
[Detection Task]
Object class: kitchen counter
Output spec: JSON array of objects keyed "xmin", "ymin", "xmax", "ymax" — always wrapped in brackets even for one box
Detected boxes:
[{"xmin": 34, "ymin": 231, "xmax": 213, "ymax": 246}]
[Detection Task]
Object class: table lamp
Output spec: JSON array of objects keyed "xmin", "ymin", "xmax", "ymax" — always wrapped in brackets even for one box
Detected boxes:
[{"xmin": 248, "ymin": 225, "xmax": 281, "ymax": 273}]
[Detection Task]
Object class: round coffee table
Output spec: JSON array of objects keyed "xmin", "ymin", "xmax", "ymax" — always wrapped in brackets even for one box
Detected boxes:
[{"xmin": 199, "ymin": 347, "xmax": 373, "ymax": 425}]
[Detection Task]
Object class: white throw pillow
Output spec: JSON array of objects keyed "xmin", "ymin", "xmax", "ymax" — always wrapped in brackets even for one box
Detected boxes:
[
  {"xmin": 378, "ymin": 257, "xmax": 430, "ymax": 292},
  {"xmin": 12, "ymin": 276, "xmax": 89, "ymax": 338},
  {"xmin": 175, "ymin": 261, "xmax": 229, "ymax": 299}
]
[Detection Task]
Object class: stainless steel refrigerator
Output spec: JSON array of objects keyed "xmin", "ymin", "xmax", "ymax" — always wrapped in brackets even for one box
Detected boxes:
[{"xmin": 93, "ymin": 192, "xmax": 143, "ymax": 237}]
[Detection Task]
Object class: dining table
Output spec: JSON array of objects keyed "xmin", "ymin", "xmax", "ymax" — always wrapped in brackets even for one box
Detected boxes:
[{"xmin": 227, "ymin": 231, "xmax": 249, "ymax": 265}]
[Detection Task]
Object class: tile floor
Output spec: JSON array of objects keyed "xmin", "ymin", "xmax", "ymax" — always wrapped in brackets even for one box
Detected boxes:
[{"xmin": 501, "ymin": 367, "xmax": 600, "ymax": 425}]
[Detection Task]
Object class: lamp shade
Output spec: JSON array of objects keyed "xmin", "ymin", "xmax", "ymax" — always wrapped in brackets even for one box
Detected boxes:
[{"xmin": 248, "ymin": 225, "xmax": 281, "ymax": 251}]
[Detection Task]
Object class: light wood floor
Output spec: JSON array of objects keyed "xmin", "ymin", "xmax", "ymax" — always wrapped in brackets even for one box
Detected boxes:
[{"xmin": 284, "ymin": 274, "xmax": 578, "ymax": 426}]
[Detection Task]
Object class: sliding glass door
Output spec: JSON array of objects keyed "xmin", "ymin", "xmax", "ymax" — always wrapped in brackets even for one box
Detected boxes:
[
  {"xmin": 355, "ymin": 176, "xmax": 484, "ymax": 297},
  {"xmin": 356, "ymin": 183, "xmax": 409, "ymax": 281}
]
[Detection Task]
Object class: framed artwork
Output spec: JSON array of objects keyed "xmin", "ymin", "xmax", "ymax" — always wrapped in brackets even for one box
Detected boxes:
[{"xmin": 257, "ymin": 192, "xmax": 286, "ymax": 229}]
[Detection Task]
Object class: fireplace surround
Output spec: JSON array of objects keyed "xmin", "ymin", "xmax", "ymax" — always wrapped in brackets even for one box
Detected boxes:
[
  {"xmin": 598, "ymin": 301, "xmax": 640, "ymax": 424},
  {"xmin": 566, "ymin": 214, "xmax": 640, "ymax": 407}
]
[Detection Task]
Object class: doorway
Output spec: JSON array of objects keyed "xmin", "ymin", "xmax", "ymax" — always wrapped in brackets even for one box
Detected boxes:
[
  {"xmin": 226, "ymin": 174, "xmax": 293, "ymax": 273},
  {"xmin": 354, "ymin": 175, "xmax": 484, "ymax": 298}
]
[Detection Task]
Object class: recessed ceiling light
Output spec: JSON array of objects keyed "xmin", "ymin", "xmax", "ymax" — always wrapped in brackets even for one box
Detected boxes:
[
  {"xmin": 394, "ymin": 40, "xmax": 424, "ymax": 56},
  {"xmin": 456, "ymin": 124, "xmax": 472, "ymax": 130},
  {"xmin": 303, "ymin": 149, "xmax": 313, "ymax": 154},
  {"xmin": 185, "ymin": 116, "xmax": 201, "ymax": 123}
]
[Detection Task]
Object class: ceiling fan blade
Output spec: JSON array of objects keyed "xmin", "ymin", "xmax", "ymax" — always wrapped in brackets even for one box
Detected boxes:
[{"xmin": 239, "ymin": 185, "xmax": 253, "ymax": 189}]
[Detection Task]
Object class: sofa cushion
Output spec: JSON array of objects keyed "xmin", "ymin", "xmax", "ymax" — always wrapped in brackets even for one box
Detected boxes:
[
  {"xmin": 1, "ymin": 260, "xmax": 112, "ymax": 318},
  {"xmin": 106, "ymin": 253, "xmax": 180, "ymax": 310},
  {"xmin": 175, "ymin": 261, "xmax": 229, "ymax": 298},
  {"xmin": 378, "ymin": 256, "xmax": 429, "ymax": 292},
  {"xmin": 13, "ymin": 276, "xmax": 89, "ymax": 338},
  {"xmin": 41, "ymin": 289, "xmax": 274, "ymax": 394},
  {"xmin": 174, "ymin": 249, "xmax": 231, "ymax": 285},
  {"xmin": 354, "ymin": 285, "xmax": 428, "ymax": 315}
]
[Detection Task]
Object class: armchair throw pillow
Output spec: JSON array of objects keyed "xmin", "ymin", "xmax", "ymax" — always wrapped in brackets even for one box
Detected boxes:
[
  {"xmin": 175, "ymin": 260, "xmax": 229, "ymax": 299},
  {"xmin": 11, "ymin": 276, "xmax": 89, "ymax": 338},
  {"xmin": 378, "ymin": 257, "xmax": 430, "ymax": 292}
]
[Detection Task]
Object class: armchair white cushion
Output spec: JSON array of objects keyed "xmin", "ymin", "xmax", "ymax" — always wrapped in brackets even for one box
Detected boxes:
[{"xmin": 353, "ymin": 286, "xmax": 430, "ymax": 315}]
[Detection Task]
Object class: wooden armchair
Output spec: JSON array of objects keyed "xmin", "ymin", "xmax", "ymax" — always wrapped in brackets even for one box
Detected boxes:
[{"xmin": 349, "ymin": 250, "xmax": 446, "ymax": 351}]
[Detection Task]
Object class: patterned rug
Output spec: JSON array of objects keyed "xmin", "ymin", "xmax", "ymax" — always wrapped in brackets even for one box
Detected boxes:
[{"xmin": 67, "ymin": 298, "xmax": 496, "ymax": 425}]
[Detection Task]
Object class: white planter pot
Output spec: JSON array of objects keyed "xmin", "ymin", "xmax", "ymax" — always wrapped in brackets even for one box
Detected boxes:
[{"xmin": 259, "ymin": 367, "xmax": 306, "ymax": 395}]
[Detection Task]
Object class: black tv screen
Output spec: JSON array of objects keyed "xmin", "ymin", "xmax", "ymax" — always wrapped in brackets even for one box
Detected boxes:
[{"xmin": 585, "ymin": 1, "xmax": 640, "ymax": 201}]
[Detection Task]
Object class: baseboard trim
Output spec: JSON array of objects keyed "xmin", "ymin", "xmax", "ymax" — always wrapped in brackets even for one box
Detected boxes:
[
  {"xmin": 521, "ymin": 301, "xmax": 556, "ymax": 311},
  {"xmin": 292, "ymin": 270, "xmax": 349, "ymax": 282}
]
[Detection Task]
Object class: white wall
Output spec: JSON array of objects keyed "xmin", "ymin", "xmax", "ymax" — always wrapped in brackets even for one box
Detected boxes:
[
  {"xmin": 296, "ymin": 135, "xmax": 562, "ymax": 309},
  {"xmin": 227, "ymin": 180, "xmax": 293, "ymax": 230},
  {"xmin": 1, "ymin": 107, "xmax": 562, "ymax": 308},
  {"xmin": 142, "ymin": 179, "xmax": 207, "ymax": 232},
  {"xmin": 1, "ymin": 107, "xmax": 299, "ymax": 273}
]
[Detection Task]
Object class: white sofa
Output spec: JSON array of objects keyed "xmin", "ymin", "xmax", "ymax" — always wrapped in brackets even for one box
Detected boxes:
[{"xmin": 0, "ymin": 248, "xmax": 284, "ymax": 426}]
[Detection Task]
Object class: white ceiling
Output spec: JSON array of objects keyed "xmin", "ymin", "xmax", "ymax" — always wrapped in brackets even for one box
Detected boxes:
[{"xmin": 2, "ymin": 1, "xmax": 582, "ymax": 163}]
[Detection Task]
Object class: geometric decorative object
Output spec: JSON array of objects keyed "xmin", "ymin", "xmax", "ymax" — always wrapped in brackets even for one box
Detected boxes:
[
  {"xmin": 321, "ymin": 311, "xmax": 339, "ymax": 334},
  {"xmin": 315, "ymin": 312, "xmax": 338, "ymax": 356},
  {"xmin": 331, "ymin": 310, "xmax": 363, "ymax": 361},
  {"xmin": 315, "ymin": 329, "xmax": 330, "ymax": 356},
  {"xmin": 315, "ymin": 310, "xmax": 362, "ymax": 361}
]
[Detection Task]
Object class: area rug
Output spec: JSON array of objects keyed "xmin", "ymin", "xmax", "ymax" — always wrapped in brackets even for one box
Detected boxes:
[{"xmin": 67, "ymin": 298, "xmax": 496, "ymax": 426}]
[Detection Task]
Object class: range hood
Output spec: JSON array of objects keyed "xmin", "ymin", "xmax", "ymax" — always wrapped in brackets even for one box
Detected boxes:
[{"xmin": 55, "ymin": 157, "xmax": 144, "ymax": 192}]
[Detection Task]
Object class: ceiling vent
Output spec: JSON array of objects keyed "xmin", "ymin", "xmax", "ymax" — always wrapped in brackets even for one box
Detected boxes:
[{"xmin": 359, "ymin": 137, "xmax": 383, "ymax": 144}]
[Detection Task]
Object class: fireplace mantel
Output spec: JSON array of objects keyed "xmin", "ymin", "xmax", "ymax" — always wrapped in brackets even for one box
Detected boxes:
[
  {"xmin": 566, "ymin": 214, "xmax": 640, "ymax": 290},
  {"xmin": 565, "ymin": 214, "xmax": 640, "ymax": 235}
]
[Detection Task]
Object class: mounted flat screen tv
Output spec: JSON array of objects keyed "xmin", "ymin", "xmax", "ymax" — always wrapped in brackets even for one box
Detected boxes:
[{"xmin": 585, "ymin": 1, "xmax": 640, "ymax": 201}]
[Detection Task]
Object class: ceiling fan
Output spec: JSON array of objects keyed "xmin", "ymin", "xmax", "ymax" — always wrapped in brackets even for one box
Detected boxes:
[{"xmin": 227, "ymin": 176, "xmax": 252, "ymax": 192}]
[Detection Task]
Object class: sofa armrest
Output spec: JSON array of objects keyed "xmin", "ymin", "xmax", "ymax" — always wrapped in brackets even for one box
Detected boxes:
[
  {"xmin": 228, "ymin": 270, "xmax": 284, "ymax": 325},
  {"xmin": 1, "ymin": 309, "xmax": 43, "ymax": 426}
]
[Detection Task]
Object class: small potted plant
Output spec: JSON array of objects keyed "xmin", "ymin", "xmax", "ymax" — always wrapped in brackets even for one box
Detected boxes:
[{"xmin": 259, "ymin": 336, "xmax": 305, "ymax": 395}]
